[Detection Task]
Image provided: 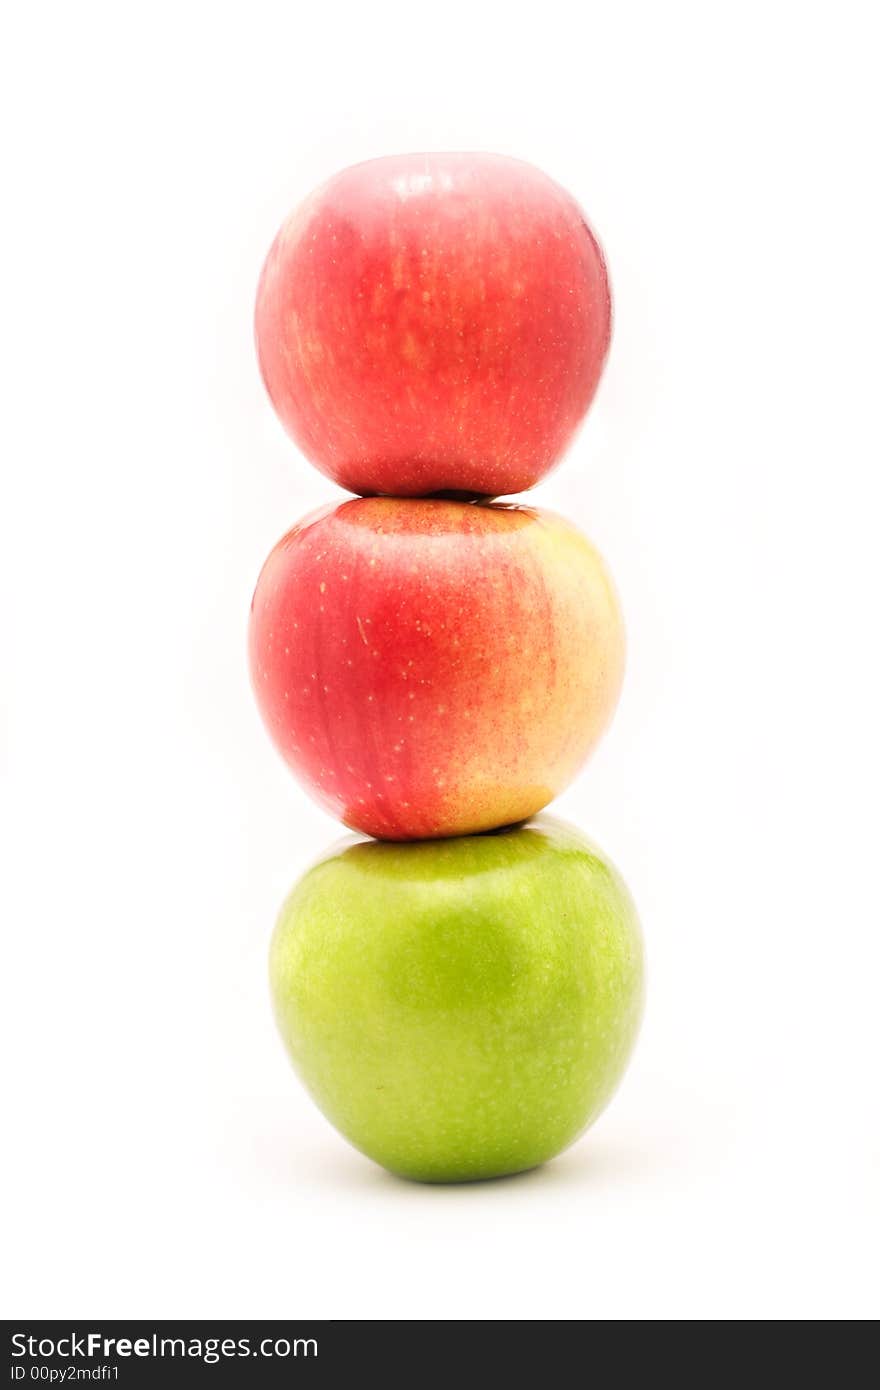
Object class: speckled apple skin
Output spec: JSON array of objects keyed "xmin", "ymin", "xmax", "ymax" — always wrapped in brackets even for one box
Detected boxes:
[
  {"xmin": 270, "ymin": 816, "xmax": 644, "ymax": 1182},
  {"xmin": 249, "ymin": 498, "xmax": 624, "ymax": 840},
  {"xmin": 255, "ymin": 152, "xmax": 611, "ymax": 499}
]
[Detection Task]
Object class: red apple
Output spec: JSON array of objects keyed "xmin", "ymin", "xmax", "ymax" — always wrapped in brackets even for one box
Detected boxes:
[
  {"xmin": 249, "ymin": 498, "xmax": 624, "ymax": 840},
  {"xmin": 255, "ymin": 153, "xmax": 611, "ymax": 498}
]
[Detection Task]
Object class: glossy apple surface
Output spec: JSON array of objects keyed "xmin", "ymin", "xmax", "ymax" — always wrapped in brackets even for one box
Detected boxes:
[
  {"xmin": 249, "ymin": 497, "xmax": 624, "ymax": 840},
  {"xmin": 270, "ymin": 816, "xmax": 644, "ymax": 1182},
  {"xmin": 255, "ymin": 152, "xmax": 611, "ymax": 498}
]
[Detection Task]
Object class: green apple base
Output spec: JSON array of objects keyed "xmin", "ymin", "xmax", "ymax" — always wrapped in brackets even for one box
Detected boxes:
[{"xmin": 270, "ymin": 815, "xmax": 644, "ymax": 1183}]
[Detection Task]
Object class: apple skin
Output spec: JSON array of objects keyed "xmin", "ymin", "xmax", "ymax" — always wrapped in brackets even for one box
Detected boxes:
[
  {"xmin": 255, "ymin": 152, "xmax": 611, "ymax": 498},
  {"xmin": 249, "ymin": 497, "xmax": 624, "ymax": 841},
  {"xmin": 270, "ymin": 816, "xmax": 644, "ymax": 1182}
]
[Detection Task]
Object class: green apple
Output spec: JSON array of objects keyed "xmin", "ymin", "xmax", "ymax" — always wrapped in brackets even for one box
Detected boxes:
[{"xmin": 269, "ymin": 816, "xmax": 644, "ymax": 1183}]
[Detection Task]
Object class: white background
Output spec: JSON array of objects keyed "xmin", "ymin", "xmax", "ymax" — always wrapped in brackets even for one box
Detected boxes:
[{"xmin": 2, "ymin": 1, "xmax": 878, "ymax": 1321}]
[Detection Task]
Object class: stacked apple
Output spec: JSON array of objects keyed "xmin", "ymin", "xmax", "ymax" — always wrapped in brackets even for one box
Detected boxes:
[{"xmin": 250, "ymin": 154, "xmax": 644, "ymax": 1182}]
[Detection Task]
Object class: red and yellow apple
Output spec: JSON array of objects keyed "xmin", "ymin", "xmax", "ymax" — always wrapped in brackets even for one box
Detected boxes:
[
  {"xmin": 254, "ymin": 153, "xmax": 611, "ymax": 498},
  {"xmin": 249, "ymin": 498, "xmax": 624, "ymax": 840}
]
